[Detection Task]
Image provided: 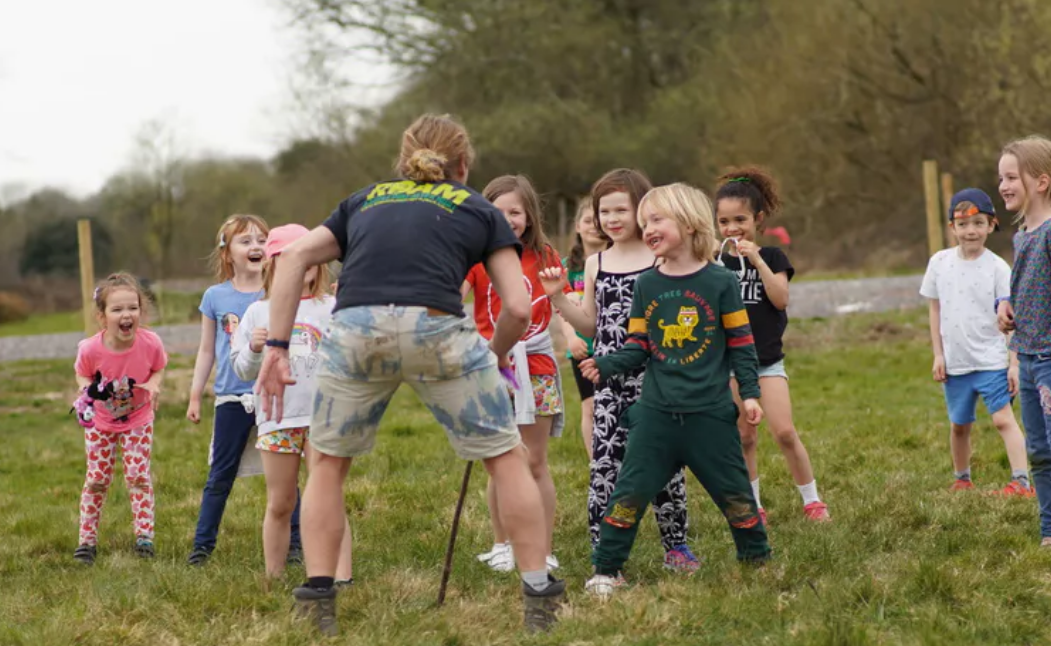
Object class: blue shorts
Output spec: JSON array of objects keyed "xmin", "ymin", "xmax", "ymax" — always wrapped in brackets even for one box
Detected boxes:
[{"xmin": 943, "ymin": 369, "xmax": 1012, "ymax": 425}]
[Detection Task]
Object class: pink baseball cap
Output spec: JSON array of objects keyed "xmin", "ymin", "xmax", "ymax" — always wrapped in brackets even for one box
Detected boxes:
[{"xmin": 265, "ymin": 224, "xmax": 311, "ymax": 259}]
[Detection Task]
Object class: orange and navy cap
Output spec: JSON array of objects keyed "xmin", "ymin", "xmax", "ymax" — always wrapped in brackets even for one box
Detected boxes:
[{"xmin": 948, "ymin": 188, "xmax": 999, "ymax": 232}]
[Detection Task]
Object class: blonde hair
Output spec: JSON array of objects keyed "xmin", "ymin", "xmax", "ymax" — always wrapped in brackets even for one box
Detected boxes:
[
  {"xmin": 93, "ymin": 272, "xmax": 149, "ymax": 322},
  {"xmin": 262, "ymin": 256, "xmax": 331, "ymax": 300},
  {"xmin": 1002, "ymin": 135, "xmax": 1051, "ymax": 225},
  {"xmin": 636, "ymin": 183, "xmax": 719, "ymax": 263},
  {"xmin": 396, "ymin": 114, "xmax": 476, "ymax": 182},
  {"xmin": 208, "ymin": 214, "xmax": 270, "ymax": 282}
]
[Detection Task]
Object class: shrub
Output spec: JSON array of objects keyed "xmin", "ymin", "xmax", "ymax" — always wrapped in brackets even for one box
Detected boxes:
[{"xmin": 0, "ymin": 291, "xmax": 30, "ymax": 324}]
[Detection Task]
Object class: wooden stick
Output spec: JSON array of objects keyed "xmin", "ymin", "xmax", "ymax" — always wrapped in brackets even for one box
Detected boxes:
[
  {"xmin": 77, "ymin": 219, "xmax": 95, "ymax": 336},
  {"xmin": 923, "ymin": 161, "xmax": 944, "ymax": 256},
  {"xmin": 940, "ymin": 172, "xmax": 955, "ymax": 247},
  {"xmin": 437, "ymin": 460, "xmax": 473, "ymax": 607}
]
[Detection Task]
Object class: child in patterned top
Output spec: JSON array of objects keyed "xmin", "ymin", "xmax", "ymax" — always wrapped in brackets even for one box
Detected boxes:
[{"xmin": 997, "ymin": 136, "xmax": 1051, "ymax": 546}]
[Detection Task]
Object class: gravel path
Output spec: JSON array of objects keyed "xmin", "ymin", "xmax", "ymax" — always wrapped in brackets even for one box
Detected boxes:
[{"xmin": 0, "ymin": 274, "xmax": 925, "ymax": 363}]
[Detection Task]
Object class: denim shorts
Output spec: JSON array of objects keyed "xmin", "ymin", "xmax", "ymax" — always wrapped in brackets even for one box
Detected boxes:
[
  {"xmin": 731, "ymin": 359, "xmax": 788, "ymax": 381},
  {"xmin": 943, "ymin": 369, "xmax": 1012, "ymax": 425},
  {"xmin": 309, "ymin": 305, "xmax": 521, "ymax": 461}
]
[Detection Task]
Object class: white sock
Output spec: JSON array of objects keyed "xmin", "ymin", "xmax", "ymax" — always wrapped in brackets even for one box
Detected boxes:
[
  {"xmin": 522, "ymin": 569, "xmax": 550, "ymax": 592},
  {"xmin": 751, "ymin": 478, "xmax": 762, "ymax": 509},
  {"xmin": 798, "ymin": 480, "xmax": 821, "ymax": 505}
]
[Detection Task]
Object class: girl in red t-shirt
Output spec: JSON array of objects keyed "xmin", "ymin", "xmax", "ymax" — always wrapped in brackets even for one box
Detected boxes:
[{"xmin": 464, "ymin": 174, "xmax": 566, "ymax": 573}]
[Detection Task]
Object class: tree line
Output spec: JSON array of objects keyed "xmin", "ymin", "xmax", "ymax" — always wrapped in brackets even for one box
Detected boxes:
[{"xmin": 5, "ymin": 0, "xmax": 1051, "ymax": 297}]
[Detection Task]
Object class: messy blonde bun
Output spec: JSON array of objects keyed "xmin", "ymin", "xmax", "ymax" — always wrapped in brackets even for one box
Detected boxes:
[
  {"xmin": 404, "ymin": 149, "xmax": 448, "ymax": 182},
  {"xmin": 396, "ymin": 114, "xmax": 475, "ymax": 182}
]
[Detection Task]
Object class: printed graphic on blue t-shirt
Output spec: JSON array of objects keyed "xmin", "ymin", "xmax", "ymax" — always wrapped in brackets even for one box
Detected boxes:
[{"xmin": 199, "ymin": 282, "xmax": 262, "ymax": 395}]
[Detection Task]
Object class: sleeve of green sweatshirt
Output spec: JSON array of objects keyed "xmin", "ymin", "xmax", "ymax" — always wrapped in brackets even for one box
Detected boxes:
[
  {"xmin": 720, "ymin": 277, "xmax": 761, "ymax": 400},
  {"xmin": 594, "ymin": 279, "xmax": 650, "ymax": 379}
]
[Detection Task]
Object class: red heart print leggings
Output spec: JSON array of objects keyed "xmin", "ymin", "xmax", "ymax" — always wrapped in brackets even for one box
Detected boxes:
[{"xmin": 79, "ymin": 424, "xmax": 154, "ymax": 545}]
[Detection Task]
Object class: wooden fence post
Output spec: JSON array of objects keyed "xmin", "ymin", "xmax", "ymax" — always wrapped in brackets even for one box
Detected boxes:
[
  {"xmin": 940, "ymin": 172, "xmax": 954, "ymax": 247},
  {"xmin": 923, "ymin": 160, "xmax": 944, "ymax": 255},
  {"xmin": 77, "ymin": 219, "xmax": 95, "ymax": 336}
]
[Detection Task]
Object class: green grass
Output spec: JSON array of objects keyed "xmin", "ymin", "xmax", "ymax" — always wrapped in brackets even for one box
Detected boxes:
[
  {"xmin": 0, "ymin": 290, "xmax": 204, "ymax": 337},
  {"xmin": 3, "ymin": 308, "xmax": 1050, "ymax": 645}
]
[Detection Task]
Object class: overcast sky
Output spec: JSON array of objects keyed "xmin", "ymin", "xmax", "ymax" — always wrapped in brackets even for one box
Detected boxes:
[{"xmin": 0, "ymin": 0, "xmax": 387, "ymax": 202}]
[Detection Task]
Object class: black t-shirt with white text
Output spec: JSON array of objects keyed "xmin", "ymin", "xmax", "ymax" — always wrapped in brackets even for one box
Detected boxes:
[
  {"xmin": 719, "ymin": 247, "xmax": 794, "ymax": 366},
  {"xmin": 323, "ymin": 179, "xmax": 521, "ymax": 317}
]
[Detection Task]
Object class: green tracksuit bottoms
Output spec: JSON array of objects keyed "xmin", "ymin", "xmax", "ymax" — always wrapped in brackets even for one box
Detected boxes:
[{"xmin": 592, "ymin": 403, "xmax": 771, "ymax": 574}]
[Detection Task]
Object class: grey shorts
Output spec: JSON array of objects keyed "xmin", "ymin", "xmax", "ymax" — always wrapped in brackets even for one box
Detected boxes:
[
  {"xmin": 309, "ymin": 305, "xmax": 521, "ymax": 461},
  {"xmin": 731, "ymin": 359, "xmax": 789, "ymax": 381}
]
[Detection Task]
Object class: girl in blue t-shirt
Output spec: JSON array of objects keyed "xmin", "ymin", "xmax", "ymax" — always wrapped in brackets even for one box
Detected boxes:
[{"xmin": 186, "ymin": 214, "xmax": 301, "ymax": 566}]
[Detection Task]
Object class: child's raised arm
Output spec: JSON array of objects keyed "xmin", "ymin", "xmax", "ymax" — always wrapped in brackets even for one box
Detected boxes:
[
  {"xmin": 231, "ymin": 303, "xmax": 265, "ymax": 382},
  {"xmin": 544, "ymin": 254, "xmax": 599, "ymax": 338}
]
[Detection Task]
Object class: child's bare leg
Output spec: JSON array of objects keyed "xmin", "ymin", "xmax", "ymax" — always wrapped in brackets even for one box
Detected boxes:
[
  {"xmin": 261, "ymin": 450, "xmax": 301, "ymax": 577},
  {"xmin": 950, "ymin": 422, "xmax": 973, "ymax": 477},
  {"xmin": 759, "ymin": 377, "xmax": 816, "ymax": 486},
  {"xmin": 991, "ymin": 405, "xmax": 1029, "ymax": 476}
]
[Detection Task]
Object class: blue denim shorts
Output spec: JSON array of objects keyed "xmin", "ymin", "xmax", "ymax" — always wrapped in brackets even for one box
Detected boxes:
[{"xmin": 943, "ymin": 369, "xmax": 1012, "ymax": 425}]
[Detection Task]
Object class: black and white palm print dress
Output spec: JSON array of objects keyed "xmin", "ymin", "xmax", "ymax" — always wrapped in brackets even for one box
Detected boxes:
[{"xmin": 589, "ymin": 253, "xmax": 688, "ymax": 550}]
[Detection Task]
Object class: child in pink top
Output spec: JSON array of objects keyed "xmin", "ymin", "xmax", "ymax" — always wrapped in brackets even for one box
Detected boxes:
[{"xmin": 72, "ymin": 273, "xmax": 168, "ymax": 564}]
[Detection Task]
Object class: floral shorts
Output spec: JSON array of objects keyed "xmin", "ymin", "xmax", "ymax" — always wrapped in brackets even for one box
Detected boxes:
[
  {"xmin": 531, "ymin": 374, "xmax": 563, "ymax": 417},
  {"xmin": 256, "ymin": 427, "xmax": 307, "ymax": 454}
]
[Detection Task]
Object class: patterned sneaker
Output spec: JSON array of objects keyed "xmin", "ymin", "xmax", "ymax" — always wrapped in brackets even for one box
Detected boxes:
[
  {"xmin": 546, "ymin": 554, "xmax": 560, "ymax": 571},
  {"xmin": 73, "ymin": 544, "xmax": 97, "ymax": 565},
  {"xmin": 664, "ymin": 544, "xmax": 701, "ymax": 572},
  {"xmin": 803, "ymin": 501, "xmax": 831, "ymax": 521},
  {"xmin": 134, "ymin": 539, "xmax": 155, "ymax": 559},
  {"xmin": 997, "ymin": 481, "xmax": 1036, "ymax": 498},
  {"xmin": 186, "ymin": 546, "xmax": 211, "ymax": 566},
  {"xmin": 293, "ymin": 585, "xmax": 338, "ymax": 637},
  {"xmin": 584, "ymin": 573, "xmax": 626, "ymax": 599},
  {"xmin": 950, "ymin": 479, "xmax": 975, "ymax": 491},
  {"xmin": 758, "ymin": 508, "xmax": 768, "ymax": 527},
  {"xmin": 523, "ymin": 575, "xmax": 565, "ymax": 633},
  {"xmin": 487, "ymin": 544, "xmax": 515, "ymax": 572}
]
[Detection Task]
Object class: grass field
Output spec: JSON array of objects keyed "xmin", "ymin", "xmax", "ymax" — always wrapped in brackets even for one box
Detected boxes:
[{"xmin": 2, "ymin": 308, "xmax": 1049, "ymax": 645}]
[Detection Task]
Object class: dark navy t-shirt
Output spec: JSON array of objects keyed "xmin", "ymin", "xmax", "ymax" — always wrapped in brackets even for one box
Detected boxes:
[
  {"xmin": 323, "ymin": 179, "xmax": 521, "ymax": 317},
  {"xmin": 719, "ymin": 247, "xmax": 794, "ymax": 366}
]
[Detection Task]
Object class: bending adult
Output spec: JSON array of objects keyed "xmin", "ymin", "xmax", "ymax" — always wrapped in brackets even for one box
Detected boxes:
[{"xmin": 255, "ymin": 114, "xmax": 565, "ymax": 635}]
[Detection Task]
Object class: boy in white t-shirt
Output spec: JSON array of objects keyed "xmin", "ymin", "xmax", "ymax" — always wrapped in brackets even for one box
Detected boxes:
[{"xmin": 921, "ymin": 188, "xmax": 1033, "ymax": 496}]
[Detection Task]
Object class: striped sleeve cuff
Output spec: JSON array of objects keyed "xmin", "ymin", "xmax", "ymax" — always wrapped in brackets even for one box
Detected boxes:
[{"xmin": 721, "ymin": 309, "xmax": 755, "ymax": 348}]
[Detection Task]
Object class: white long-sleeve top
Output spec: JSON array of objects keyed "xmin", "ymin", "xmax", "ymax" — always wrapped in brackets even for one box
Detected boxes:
[{"xmin": 231, "ymin": 295, "xmax": 335, "ymax": 435}]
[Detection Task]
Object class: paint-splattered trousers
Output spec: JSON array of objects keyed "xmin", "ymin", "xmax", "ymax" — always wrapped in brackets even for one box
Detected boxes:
[
  {"xmin": 79, "ymin": 423, "xmax": 154, "ymax": 545},
  {"xmin": 592, "ymin": 403, "xmax": 770, "ymax": 575},
  {"xmin": 310, "ymin": 305, "xmax": 521, "ymax": 461},
  {"xmin": 590, "ymin": 371, "xmax": 688, "ymax": 552},
  {"xmin": 1019, "ymin": 353, "xmax": 1051, "ymax": 538}
]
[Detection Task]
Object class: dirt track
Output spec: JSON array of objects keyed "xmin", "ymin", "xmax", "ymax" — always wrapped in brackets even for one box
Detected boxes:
[{"xmin": 0, "ymin": 275, "xmax": 924, "ymax": 363}]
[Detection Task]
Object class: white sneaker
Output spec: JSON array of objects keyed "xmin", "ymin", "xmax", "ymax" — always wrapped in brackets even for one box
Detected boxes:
[
  {"xmin": 584, "ymin": 574, "xmax": 622, "ymax": 599},
  {"xmin": 546, "ymin": 554, "xmax": 559, "ymax": 571},
  {"xmin": 487, "ymin": 545, "xmax": 515, "ymax": 572},
  {"xmin": 477, "ymin": 542, "xmax": 510, "ymax": 563}
]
